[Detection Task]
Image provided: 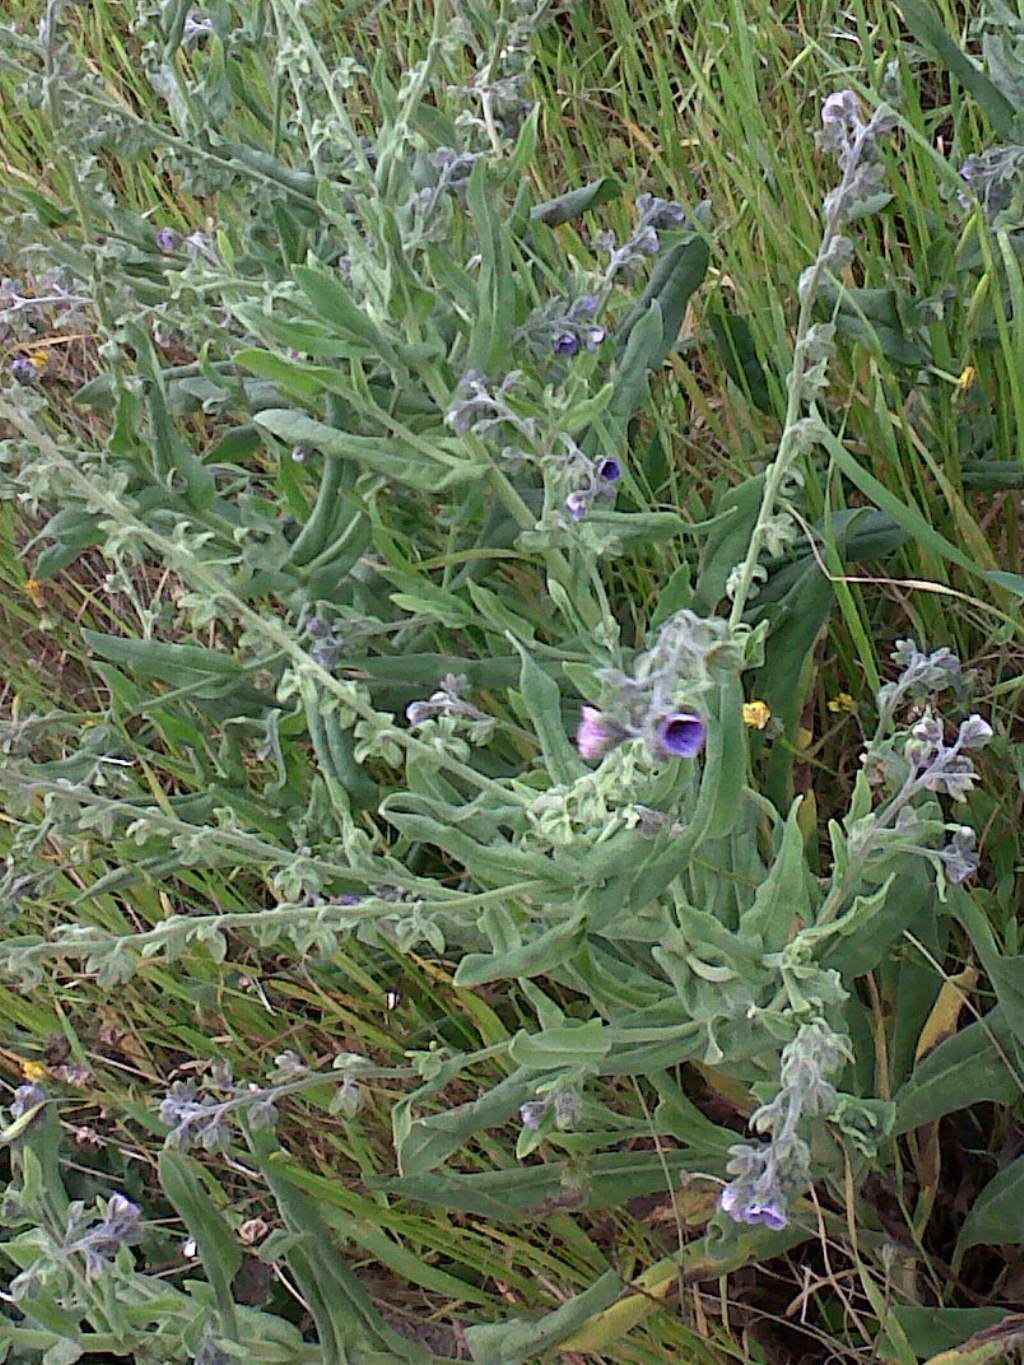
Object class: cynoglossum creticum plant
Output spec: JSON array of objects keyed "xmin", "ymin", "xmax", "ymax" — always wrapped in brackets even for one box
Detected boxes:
[{"xmin": 0, "ymin": 0, "xmax": 1012, "ymax": 1350}]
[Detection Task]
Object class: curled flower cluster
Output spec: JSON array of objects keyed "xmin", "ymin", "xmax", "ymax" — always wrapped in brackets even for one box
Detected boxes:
[
  {"xmin": 818, "ymin": 90, "xmax": 897, "ymax": 223},
  {"xmin": 576, "ymin": 705, "xmax": 706, "ymax": 762},
  {"xmin": 406, "ymin": 147, "xmax": 483, "ymax": 242},
  {"xmin": 449, "ymin": 0, "xmax": 572, "ymax": 146},
  {"xmin": 719, "ymin": 1020, "xmax": 850, "ymax": 1230},
  {"xmin": 868, "ymin": 642, "xmax": 990, "ymax": 801},
  {"xmin": 851, "ymin": 708, "xmax": 992, "ymax": 873},
  {"xmin": 159, "ymin": 1077, "xmax": 237, "ymax": 1152},
  {"xmin": 3, "ymin": 1179, "xmax": 144, "ymax": 1304},
  {"xmin": 876, "ymin": 637, "xmax": 963, "ymax": 732},
  {"xmin": 446, "ymin": 375, "xmax": 625, "ymax": 524},
  {"xmin": 903, "ymin": 709, "xmax": 992, "ymax": 802},
  {"xmin": 61, "ymin": 1193, "xmax": 143, "ymax": 1280},
  {"xmin": 518, "ymin": 292, "xmax": 605, "ymax": 358},
  {"xmin": 159, "ymin": 1056, "xmax": 296, "ymax": 1150},
  {"xmin": 304, "ymin": 614, "xmax": 345, "ymax": 670},
  {"xmin": 158, "ymin": 1052, "xmax": 371, "ymax": 1151},
  {"xmin": 841, "ymin": 641, "xmax": 994, "ymax": 891},
  {"xmin": 597, "ymin": 192, "xmax": 686, "ymax": 284},
  {"xmin": 958, "ymin": 144, "xmax": 1024, "ymax": 219},
  {"xmin": 519, "ymin": 1083, "xmax": 582, "ymax": 1133},
  {"xmin": 445, "ymin": 371, "xmax": 536, "ymax": 441},
  {"xmin": 562, "ymin": 443, "xmax": 622, "ymax": 521},
  {"xmin": 405, "ymin": 673, "xmax": 496, "ymax": 743},
  {"xmin": 574, "ymin": 610, "xmax": 736, "ymax": 763}
]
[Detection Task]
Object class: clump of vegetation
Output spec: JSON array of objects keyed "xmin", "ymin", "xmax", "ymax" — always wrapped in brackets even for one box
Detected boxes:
[{"xmin": 0, "ymin": 0, "xmax": 1023, "ymax": 1360}]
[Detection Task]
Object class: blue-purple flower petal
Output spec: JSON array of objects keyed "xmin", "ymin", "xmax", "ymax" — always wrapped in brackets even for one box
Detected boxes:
[
  {"xmin": 654, "ymin": 711, "xmax": 707, "ymax": 758},
  {"xmin": 564, "ymin": 491, "xmax": 588, "ymax": 520},
  {"xmin": 576, "ymin": 706, "xmax": 625, "ymax": 760}
]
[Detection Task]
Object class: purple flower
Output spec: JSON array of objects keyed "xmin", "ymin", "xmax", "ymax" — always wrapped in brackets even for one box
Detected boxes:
[
  {"xmin": 636, "ymin": 192, "xmax": 686, "ymax": 230},
  {"xmin": 653, "ymin": 711, "xmax": 707, "ymax": 758},
  {"xmin": 564, "ymin": 491, "xmax": 588, "ymax": 520},
  {"xmin": 305, "ymin": 616, "xmax": 329, "ymax": 638},
  {"xmin": 309, "ymin": 640, "xmax": 340, "ymax": 670},
  {"xmin": 66, "ymin": 1193, "xmax": 143, "ymax": 1279},
  {"xmin": 958, "ymin": 714, "xmax": 993, "ymax": 750},
  {"xmin": 519, "ymin": 1101, "xmax": 546, "ymax": 1129},
  {"xmin": 553, "ymin": 331, "xmax": 579, "ymax": 356},
  {"xmin": 10, "ymin": 1083, "xmax": 45, "ymax": 1120},
  {"xmin": 648, "ymin": 202, "xmax": 684, "ymax": 229},
  {"xmin": 659, "ymin": 203, "xmax": 685, "ymax": 227},
  {"xmin": 911, "ymin": 714, "xmax": 943, "ymax": 747},
  {"xmin": 575, "ymin": 294, "xmax": 598, "ymax": 314},
  {"xmin": 941, "ymin": 826, "xmax": 978, "ymax": 885},
  {"xmin": 182, "ymin": 12, "xmax": 215, "ymax": 43},
  {"xmin": 337, "ymin": 892, "xmax": 361, "ymax": 906},
  {"xmin": 719, "ymin": 1185, "xmax": 788, "ymax": 1230},
  {"xmin": 93, "ymin": 1194, "xmax": 143, "ymax": 1253},
  {"xmin": 583, "ymin": 325, "xmax": 606, "ymax": 351},
  {"xmin": 10, "ymin": 356, "xmax": 36, "ymax": 385},
  {"xmin": 637, "ymin": 226, "xmax": 660, "ymax": 254},
  {"xmin": 596, "ymin": 458, "xmax": 621, "ymax": 482},
  {"xmin": 291, "ymin": 444, "xmax": 309, "ymax": 463},
  {"xmin": 155, "ymin": 227, "xmax": 180, "ymax": 253},
  {"xmin": 958, "ymin": 151, "xmax": 1019, "ymax": 217},
  {"xmin": 575, "ymin": 706, "xmax": 625, "ymax": 760},
  {"xmin": 750, "ymin": 1200, "xmax": 787, "ymax": 1230},
  {"xmin": 922, "ymin": 754, "xmax": 978, "ymax": 802}
]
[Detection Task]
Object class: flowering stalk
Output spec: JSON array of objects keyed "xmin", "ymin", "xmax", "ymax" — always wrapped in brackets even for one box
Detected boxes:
[
  {"xmin": 158, "ymin": 1049, "xmax": 504, "ymax": 1151},
  {"xmin": 0, "ymin": 1096, "xmax": 140, "ymax": 1341},
  {"xmin": 815, "ymin": 707, "xmax": 991, "ymax": 926},
  {"xmin": 272, "ymin": 0, "xmax": 373, "ymax": 177},
  {"xmin": 0, "ymin": 398, "xmax": 533, "ymax": 807},
  {"xmin": 726, "ymin": 94, "xmax": 896, "ymax": 628},
  {"xmin": 38, "ymin": 0, "xmax": 121, "ymax": 382},
  {"xmin": 719, "ymin": 1020, "xmax": 849, "ymax": 1229},
  {"xmin": 0, "ymin": 774, "xmax": 547, "ymax": 983}
]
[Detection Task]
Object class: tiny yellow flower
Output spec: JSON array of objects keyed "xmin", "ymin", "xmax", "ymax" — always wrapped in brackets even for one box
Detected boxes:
[
  {"xmin": 743, "ymin": 700, "xmax": 771, "ymax": 730},
  {"xmin": 24, "ymin": 577, "xmax": 44, "ymax": 608},
  {"xmin": 956, "ymin": 364, "xmax": 975, "ymax": 392},
  {"xmin": 827, "ymin": 692, "xmax": 856, "ymax": 714},
  {"xmin": 21, "ymin": 1059, "xmax": 48, "ymax": 1082}
]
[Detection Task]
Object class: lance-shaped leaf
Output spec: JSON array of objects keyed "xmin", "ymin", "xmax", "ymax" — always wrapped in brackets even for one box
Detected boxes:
[{"xmin": 531, "ymin": 176, "xmax": 622, "ymax": 226}]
